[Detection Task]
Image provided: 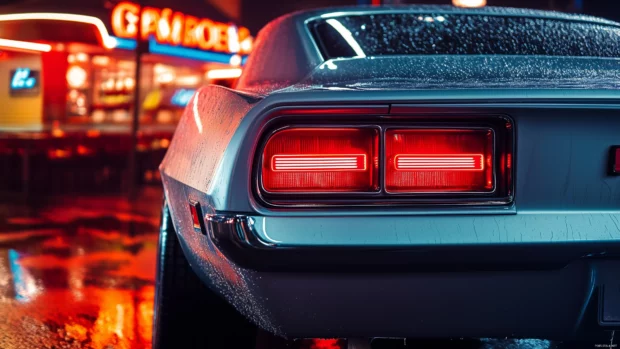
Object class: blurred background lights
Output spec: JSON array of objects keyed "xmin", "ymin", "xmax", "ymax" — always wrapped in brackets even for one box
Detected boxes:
[
  {"xmin": 66, "ymin": 66, "xmax": 87, "ymax": 88},
  {"xmin": 453, "ymin": 0, "xmax": 487, "ymax": 7}
]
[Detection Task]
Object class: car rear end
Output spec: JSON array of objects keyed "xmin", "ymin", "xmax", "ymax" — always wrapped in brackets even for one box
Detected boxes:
[
  {"xmin": 160, "ymin": 87, "xmax": 620, "ymax": 340},
  {"xmin": 159, "ymin": 6, "xmax": 620, "ymax": 342}
]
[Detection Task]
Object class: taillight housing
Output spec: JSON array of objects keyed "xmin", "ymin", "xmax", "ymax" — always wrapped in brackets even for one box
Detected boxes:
[
  {"xmin": 385, "ymin": 128, "xmax": 494, "ymax": 193},
  {"xmin": 255, "ymin": 114, "xmax": 513, "ymax": 207},
  {"xmin": 261, "ymin": 127, "xmax": 379, "ymax": 193}
]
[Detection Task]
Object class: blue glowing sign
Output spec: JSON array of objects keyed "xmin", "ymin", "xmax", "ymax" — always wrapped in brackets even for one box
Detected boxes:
[
  {"xmin": 111, "ymin": 36, "xmax": 249, "ymax": 65},
  {"xmin": 10, "ymin": 68, "xmax": 40, "ymax": 96},
  {"xmin": 170, "ymin": 88, "xmax": 196, "ymax": 107}
]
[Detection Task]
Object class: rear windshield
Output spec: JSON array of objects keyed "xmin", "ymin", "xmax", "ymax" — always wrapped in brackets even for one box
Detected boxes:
[{"xmin": 309, "ymin": 13, "xmax": 620, "ymax": 59}]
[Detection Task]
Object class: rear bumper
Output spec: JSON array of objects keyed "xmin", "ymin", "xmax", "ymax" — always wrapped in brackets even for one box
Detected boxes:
[
  {"xmin": 209, "ymin": 214, "xmax": 620, "ymax": 272},
  {"xmin": 174, "ymin": 211, "xmax": 620, "ymax": 339}
]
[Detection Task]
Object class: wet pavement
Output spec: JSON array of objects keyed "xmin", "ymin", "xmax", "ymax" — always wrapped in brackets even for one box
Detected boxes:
[{"xmin": 0, "ymin": 188, "xmax": 161, "ymax": 349}]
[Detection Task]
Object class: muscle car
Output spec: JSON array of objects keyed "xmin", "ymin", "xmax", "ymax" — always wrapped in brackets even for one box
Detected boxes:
[{"xmin": 153, "ymin": 5, "xmax": 620, "ymax": 349}]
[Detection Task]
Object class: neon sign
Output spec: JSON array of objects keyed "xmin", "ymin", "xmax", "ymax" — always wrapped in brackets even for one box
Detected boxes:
[
  {"xmin": 10, "ymin": 68, "xmax": 40, "ymax": 95},
  {"xmin": 170, "ymin": 88, "xmax": 195, "ymax": 107},
  {"xmin": 111, "ymin": 2, "xmax": 252, "ymax": 55}
]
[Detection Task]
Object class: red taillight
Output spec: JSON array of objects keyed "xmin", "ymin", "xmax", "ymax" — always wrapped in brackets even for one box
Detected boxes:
[
  {"xmin": 261, "ymin": 128, "xmax": 378, "ymax": 192},
  {"xmin": 255, "ymin": 113, "xmax": 513, "ymax": 206},
  {"xmin": 189, "ymin": 202, "xmax": 202, "ymax": 230},
  {"xmin": 612, "ymin": 146, "xmax": 620, "ymax": 175},
  {"xmin": 385, "ymin": 129, "xmax": 494, "ymax": 193}
]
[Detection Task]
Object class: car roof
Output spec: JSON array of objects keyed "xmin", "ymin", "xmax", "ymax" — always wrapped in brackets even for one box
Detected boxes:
[{"xmin": 235, "ymin": 6, "xmax": 620, "ymax": 95}]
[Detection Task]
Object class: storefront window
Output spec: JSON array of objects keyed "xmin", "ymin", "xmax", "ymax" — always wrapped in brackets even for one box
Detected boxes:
[
  {"xmin": 140, "ymin": 61, "xmax": 205, "ymax": 125},
  {"xmin": 65, "ymin": 54, "xmax": 211, "ymax": 126},
  {"xmin": 90, "ymin": 57, "xmax": 135, "ymax": 123},
  {"xmin": 66, "ymin": 53, "xmax": 91, "ymax": 118}
]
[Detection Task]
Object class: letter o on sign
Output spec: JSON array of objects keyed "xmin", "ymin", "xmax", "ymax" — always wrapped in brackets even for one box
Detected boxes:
[{"xmin": 196, "ymin": 19, "xmax": 216, "ymax": 50}]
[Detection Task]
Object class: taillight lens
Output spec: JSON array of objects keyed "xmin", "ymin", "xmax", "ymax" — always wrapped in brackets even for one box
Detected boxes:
[
  {"xmin": 261, "ymin": 128, "xmax": 379, "ymax": 192},
  {"xmin": 385, "ymin": 129, "xmax": 494, "ymax": 193}
]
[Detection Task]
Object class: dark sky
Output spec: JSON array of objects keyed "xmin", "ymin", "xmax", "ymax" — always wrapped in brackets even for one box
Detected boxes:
[
  {"xmin": 240, "ymin": 0, "xmax": 620, "ymax": 33},
  {"xmin": 0, "ymin": 0, "xmax": 616, "ymax": 35}
]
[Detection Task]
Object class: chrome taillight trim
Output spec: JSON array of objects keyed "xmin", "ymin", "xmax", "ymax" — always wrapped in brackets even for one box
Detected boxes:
[{"xmin": 251, "ymin": 110, "xmax": 514, "ymax": 208}]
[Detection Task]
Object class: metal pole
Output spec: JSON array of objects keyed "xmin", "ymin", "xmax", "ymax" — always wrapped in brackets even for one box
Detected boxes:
[
  {"xmin": 22, "ymin": 140, "xmax": 30, "ymax": 199},
  {"xmin": 128, "ymin": 2, "xmax": 143, "ymax": 201}
]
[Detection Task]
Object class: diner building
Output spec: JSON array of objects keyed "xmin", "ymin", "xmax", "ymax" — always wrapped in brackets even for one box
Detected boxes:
[{"xmin": 0, "ymin": 0, "xmax": 252, "ymax": 132}]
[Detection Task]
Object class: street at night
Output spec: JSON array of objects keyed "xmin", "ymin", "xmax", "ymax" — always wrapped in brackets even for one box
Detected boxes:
[
  {"xmin": 0, "ymin": 189, "xmax": 160, "ymax": 348},
  {"xmin": 2, "ymin": 0, "xmax": 620, "ymax": 348}
]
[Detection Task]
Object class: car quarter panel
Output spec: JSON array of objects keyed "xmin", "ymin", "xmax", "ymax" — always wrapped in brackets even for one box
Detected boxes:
[{"xmin": 159, "ymin": 84, "xmax": 260, "ymax": 208}]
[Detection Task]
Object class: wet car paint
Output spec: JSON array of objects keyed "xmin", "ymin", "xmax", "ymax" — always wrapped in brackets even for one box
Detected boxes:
[{"xmin": 0, "ymin": 188, "xmax": 160, "ymax": 349}]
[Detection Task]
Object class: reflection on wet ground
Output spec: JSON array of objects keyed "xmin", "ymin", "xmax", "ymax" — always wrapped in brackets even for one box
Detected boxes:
[{"xmin": 0, "ymin": 188, "xmax": 161, "ymax": 349}]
